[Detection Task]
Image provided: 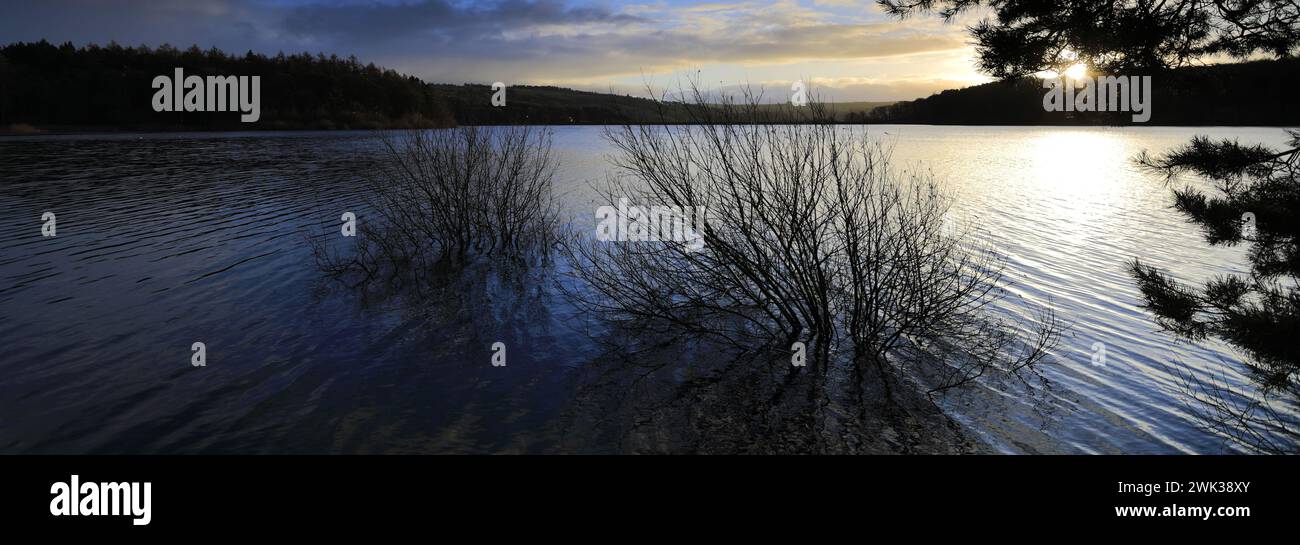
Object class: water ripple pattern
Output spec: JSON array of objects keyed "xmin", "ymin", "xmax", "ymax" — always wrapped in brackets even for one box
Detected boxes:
[{"xmin": 0, "ymin": 126, "xmax": 1291, "ymax": 453}]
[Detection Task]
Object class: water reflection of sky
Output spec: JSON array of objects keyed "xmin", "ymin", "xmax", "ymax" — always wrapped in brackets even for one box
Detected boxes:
[
  {"xmin": 872, "ymin": 125, "xmax": 1290, "ymax": 453},
  {"xmin": 0, "ymin": 126, "xmax": 1293, "ymax": 453}
]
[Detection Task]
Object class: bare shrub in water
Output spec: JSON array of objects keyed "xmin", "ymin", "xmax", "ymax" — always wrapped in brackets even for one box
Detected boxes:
[
  {"xmin": 561, "ymin": 87, "xmax": 1060, "ymax": 396},
  {"xmin": 314, "ymin": 126, "xmax": 560, "ymax": 287}
]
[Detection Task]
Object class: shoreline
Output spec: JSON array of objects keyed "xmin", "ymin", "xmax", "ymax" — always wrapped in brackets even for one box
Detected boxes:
[{"xmin": 5, "ymin": 122, "xmax": 1296, "ymax": 138}]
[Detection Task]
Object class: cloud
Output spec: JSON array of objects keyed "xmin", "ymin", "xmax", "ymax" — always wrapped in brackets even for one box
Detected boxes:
[
  {"xmin": 281, "ymin": 0, "xmax": 644, "ymax": 45},
  {"xmin": 369, "ymin": 2, "xmax": 972, "ymax": 90},
  {"xmin": 0, "ymin": 0, "xmax": 981, "ymax": 100},
  {"xmin": 0, "ymin": 0, "xmax": 272, "ymax": 51}
]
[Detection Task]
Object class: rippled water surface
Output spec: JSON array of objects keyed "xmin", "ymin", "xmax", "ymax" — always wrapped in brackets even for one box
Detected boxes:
[{"xmin": 0, "ymin": 126, "xmax": 1291, "ymax": 453}]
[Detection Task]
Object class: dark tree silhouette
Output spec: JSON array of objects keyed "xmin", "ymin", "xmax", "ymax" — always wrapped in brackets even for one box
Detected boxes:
[
  {"xmin": 560, "ymin": 85, "xmax": 1061, "ymax": 416},
  {"xmin": 879, "ymin": 0, "xmax": 1300, "ymax": 78},
  {"xmin": 311, "ymin": 126, "xmax": 561, "ymax": 291},
  {"xmin": 1130, "ymin": 134, "xmax": 1300, "ymax": 453},
  {"xmin": 0, "ymin": 40, "xmax": 695, "ymax": 131},
  {"xmin": 0, "ymin": 40, "xmax": 453, "ymax": 130},
  {"xmin": 864, "ymin": 57, "xmax": 1300, "ymax": 126},
  {"xmin": 884, "ymin": 0, "xmax": 1300, "ymax": 452}
]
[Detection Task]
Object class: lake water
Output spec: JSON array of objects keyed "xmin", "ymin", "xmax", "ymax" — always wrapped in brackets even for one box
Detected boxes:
[{"xmin": 0, "ymin": 125, "xmax": 1292, "ymax": 453}]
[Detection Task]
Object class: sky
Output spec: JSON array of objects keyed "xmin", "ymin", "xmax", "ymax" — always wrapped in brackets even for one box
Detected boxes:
[{"xmin": 0, "ymin": 0, "xmax": 995, "ymax": 101}]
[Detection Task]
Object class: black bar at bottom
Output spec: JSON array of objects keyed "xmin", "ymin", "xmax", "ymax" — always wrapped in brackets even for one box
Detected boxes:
[{"xmin": 2, "ymin": 455, "xmax": 1289, "ymax": 535}]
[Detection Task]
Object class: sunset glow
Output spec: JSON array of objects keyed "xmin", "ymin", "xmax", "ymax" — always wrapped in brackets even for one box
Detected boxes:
[{"xmin": 0, "ymin": 0, "xmax": 991, "ymax": 102}]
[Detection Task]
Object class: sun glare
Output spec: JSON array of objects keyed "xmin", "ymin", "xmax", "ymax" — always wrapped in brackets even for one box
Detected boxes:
[{"xmin": 1065, "ymin": 63, "xmax": 1088, "ymax": 80}]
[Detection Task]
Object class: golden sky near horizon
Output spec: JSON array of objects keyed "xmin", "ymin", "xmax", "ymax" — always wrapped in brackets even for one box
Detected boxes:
[{"xmin": 0, "ymin": 0, "xmax": 995, "ymax": 101}]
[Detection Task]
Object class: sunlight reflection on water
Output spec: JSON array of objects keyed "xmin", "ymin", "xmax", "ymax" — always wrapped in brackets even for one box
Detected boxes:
[
  {"xmin": 869, "ymin": 125, "xmax": 1291, "ymax": 453},
  {"xmin": 0, "ymin": 125, "xmax": 1292, "ymax": 453}
]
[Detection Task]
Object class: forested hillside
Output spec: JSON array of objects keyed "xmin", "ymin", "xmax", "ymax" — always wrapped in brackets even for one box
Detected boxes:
[
  {"xmin": 0, "ymin": 40, "xmax": 453, "ymax": 131},
  {"xmin": 863, "ymin": 58, "xmax": 1300, "ymax": 126}
]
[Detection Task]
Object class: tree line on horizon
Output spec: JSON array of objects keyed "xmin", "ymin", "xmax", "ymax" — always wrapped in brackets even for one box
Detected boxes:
[
  {"xmin": 15, "ymin": 39, "xmax": 1292, "ymax": 131},
  {"xmin": 0, "ymin": 40, "xmax": 703, "ymax": 132},
  {"xmin": 0, "ymin": 40, "xmax": 459, "ymax": 131},
  {"xmin": 857, "ymin": 58, "xmax": 1300, "ymax": 126}
]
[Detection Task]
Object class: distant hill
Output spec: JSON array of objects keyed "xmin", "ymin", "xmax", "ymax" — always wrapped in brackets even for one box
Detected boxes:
[
  {"xmin": 431, "ymin": 84, "xmax": 692, "ymax": 125},
  {"xmin": 49, "ymin": 38, "xmax": 1300, "ymax": 131},
  {"xmin": 430, "ymin": 86, "xmax": 891, "ymax": 125},
  {"xmin": 0, "ymin": 40, "xmax": 896, "ymax": 132},
  {"xmin": 3, "ymin": 40, "xmax": 1291, "ymax": 132},
  {"xmin": 865, "ymin": 58, "xmax": 1300, "ymax": 126},
  {"xmin": 757, "ymin": 101, "xmax": 893, "ymax": 122},
  {"xmin": 829, "ymin": 101, "xmax": 895, "ymax": 119}
]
